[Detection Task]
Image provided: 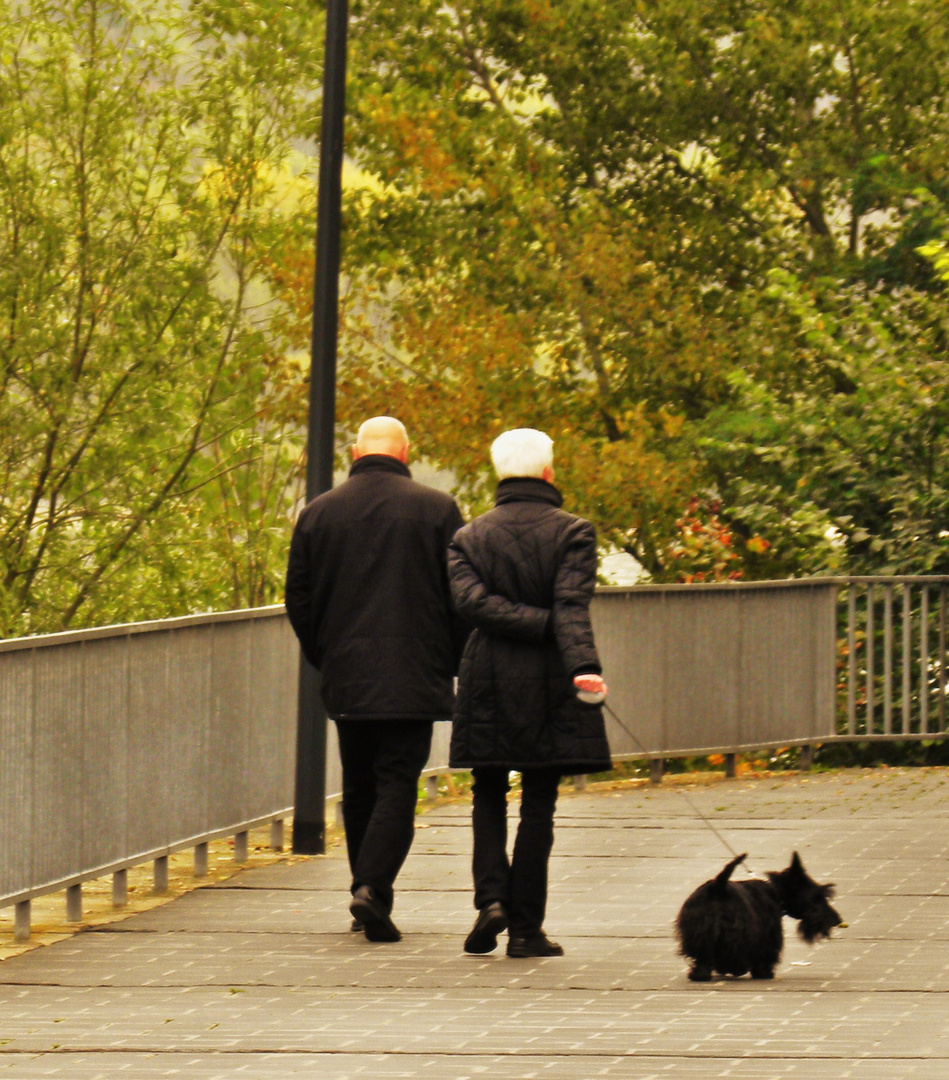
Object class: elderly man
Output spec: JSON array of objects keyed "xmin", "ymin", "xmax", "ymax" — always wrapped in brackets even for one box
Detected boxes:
[
  {"xmin": 448, "ymin": 428, "xmax": 611, "ymax": 958},
  {"xmin": 285, "ymin": 416, "xmax": 465, "ymax": 942}
]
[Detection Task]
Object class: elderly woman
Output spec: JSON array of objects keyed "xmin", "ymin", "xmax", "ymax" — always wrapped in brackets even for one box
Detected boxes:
[{"xmin": 448, "ymin": 428, "xmax": 612, "ymax": 958}]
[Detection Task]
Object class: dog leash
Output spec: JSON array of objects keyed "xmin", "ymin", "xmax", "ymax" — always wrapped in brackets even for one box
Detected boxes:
[{"xmin": 601, "ymin": 700, "xmax": 756, "ymax": 876}]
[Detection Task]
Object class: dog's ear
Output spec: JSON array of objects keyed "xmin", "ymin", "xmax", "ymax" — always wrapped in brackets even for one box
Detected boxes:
[
  {"xmin": 822, "ymin": 883, "xmax": 836, "ymax": 899},
  {"xmin": 789, "ymin": 851, "xmax": 806, "ymax": 875}
]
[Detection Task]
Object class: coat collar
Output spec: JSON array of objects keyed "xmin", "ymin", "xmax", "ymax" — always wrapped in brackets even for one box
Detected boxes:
[
  {"xmin": 495, "ymin": 476, "xmax": 563, "ymax": 508},
  {"xmin": 349, "ymin": 454, "xmax": 412, "ymax": 479}
]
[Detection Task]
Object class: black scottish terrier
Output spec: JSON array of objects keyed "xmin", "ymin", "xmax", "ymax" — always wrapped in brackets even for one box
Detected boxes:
[{"xmin": 675, "ymin": 852, "xmax": 842, "ymax": 982}]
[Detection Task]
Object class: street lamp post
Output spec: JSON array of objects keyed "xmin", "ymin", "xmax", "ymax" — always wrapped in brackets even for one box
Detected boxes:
[{"xmin": 292, "ymin": 0, "xmax": 349, "ymax": 855}]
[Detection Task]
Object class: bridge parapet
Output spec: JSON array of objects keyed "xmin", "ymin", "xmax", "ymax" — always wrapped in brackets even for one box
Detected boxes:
[{"xmin": 2, "ymin": 577, "xmax": 946, "ymax": 939}]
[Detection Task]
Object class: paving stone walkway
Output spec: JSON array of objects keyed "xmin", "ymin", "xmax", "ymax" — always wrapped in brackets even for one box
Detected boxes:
[{"xmin": 2, "ymin": 767, "xmax": 949, "ymax": 1078}]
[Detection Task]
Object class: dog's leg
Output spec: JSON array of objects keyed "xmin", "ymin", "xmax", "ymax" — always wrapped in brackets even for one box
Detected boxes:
[
  {"xmin": 688, "ymin": 963, "xmax": 713, "ymax": 982},
  {"xmin": 750, "ymin": 964, "xmax": 775, "ymax": 979}
]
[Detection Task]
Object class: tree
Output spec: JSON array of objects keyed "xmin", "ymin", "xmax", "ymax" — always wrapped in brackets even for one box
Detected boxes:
[
  {"xmin": 0, "ymin": 0, "xmax": 321, "ymax": 634},
  {"xmin": 325, "ymin": 0, "xmax": 949, "ymax": 578},
  {"xmin": 699, "ymin": 271, "xmax": 949, "ymax": 577}
]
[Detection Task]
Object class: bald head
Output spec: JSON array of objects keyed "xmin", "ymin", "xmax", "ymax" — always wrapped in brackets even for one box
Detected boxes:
[{"xmin": 352, "ymin": 416, "xmax": 409, "ymax": 463}]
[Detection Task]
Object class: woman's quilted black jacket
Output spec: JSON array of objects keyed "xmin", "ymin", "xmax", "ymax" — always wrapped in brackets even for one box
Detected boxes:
[{"xmin": 447, "ymin": 477, "xmax": 612, "ymax": 773}]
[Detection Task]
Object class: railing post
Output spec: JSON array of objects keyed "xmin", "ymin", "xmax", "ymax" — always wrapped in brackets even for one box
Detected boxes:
[
  {"xmin": 194, "ymin": 842, "xmax": 209, "ymax": 878},
  {"xmin": 14, "ymin": 900, "xmax": 31, "ymax": 942},
  {"xmin": 902, "ymin": 583, "xmax": 912, "ymax": 734},
  {"xmin": 847, "ymin": 585, "xmax": 857, "ymax": 735},
  {"xmin": 866, "ymin": 584, "xmax": 875, "ymax": 734},
  {"xmin": 154, "ymin": 855, "xmax": 169, "ymax": 895},
  {"xmin": 270, "ymin": 819, "xmax": 285, "ymax": 851},
  {"xmin": 650, "ymin": 758, "xmax": 664, "ymax": 785},
  {"xmin": 66, "ymin": 883, "xmax": 82, "ymax": 923},
  {"xmin": 234, "ymin": 831, "xmax": 249, "ymax": 863},
  {"xmin": 920, "ymin": 586, "xmax": 930, "ymax": 733},
  {"xmin": 884, "ymin": 584, "xmax": 894, "ymax": 735},
  {"xmin": 113, "ymin": 868, "xmax": 128, "ymax": 908},
  {"xmin": 940, "ymin": 585, "xmax": 947, "ymax": 730}
]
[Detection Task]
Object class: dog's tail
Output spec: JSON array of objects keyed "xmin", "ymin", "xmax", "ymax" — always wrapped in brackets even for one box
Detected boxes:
[{"xmin": 712, "ymin": 853, "xmax": 748, "ymax": 892}]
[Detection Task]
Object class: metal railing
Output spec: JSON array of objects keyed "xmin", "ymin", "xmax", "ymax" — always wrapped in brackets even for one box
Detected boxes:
[
  {"xmin": 0, "ymin": 608, "xmax": 298, "ymax": 940},
  {"xmin": 2, "ymin": 576, "xmax": 946, "ymax": 940},
  {"xmin": 838, "ymin": 577, "xmax": 949, "ymax": 739},
  {"xmin": 0, "ymin": 605, "xmax": 453, "ymax": 940},
  {"xmin": 592, "ymin": 578, "xmax": 839, "ymax": 761},
  {"xmin": 592, "ymin": 576, "xmax": 949, "ymax": 762}
]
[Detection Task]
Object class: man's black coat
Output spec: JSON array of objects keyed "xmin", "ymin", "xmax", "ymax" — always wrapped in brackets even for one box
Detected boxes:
[
  {"xmin": 285, "ymin": 455, "xmax": 465, "ymax": 720},
  {"xmin": 447, "ymin": 477, "xmax": 612, "ymax": 773}
]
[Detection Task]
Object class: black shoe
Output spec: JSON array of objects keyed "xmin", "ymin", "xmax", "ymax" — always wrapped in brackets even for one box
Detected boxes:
[
  {"xmin": 464, "ymin": 902, "xmax": 508, "ymax": 954},
  {"xmin": 349, "ymin": 886, "xmax": 402, "ymax": 943},
  {"xmin": 507, "ymin": 931, "xmax": 564, "ymax": 958}
]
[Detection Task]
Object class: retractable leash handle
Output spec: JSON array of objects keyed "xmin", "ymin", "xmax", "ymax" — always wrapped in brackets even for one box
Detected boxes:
[{"xmin": 573, "ymin": 673, "xmax": 607, "ymax": 704}]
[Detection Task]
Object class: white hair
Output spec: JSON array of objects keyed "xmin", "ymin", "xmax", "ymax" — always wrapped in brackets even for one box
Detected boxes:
[{"xmin": 490, "ymin": 428, "xmax": 554, "ymax": 480}]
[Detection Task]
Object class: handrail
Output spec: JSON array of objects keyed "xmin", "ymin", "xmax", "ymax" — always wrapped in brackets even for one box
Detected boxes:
[{"xmin": 0, "ymin": 604, "xmax": 287, "ymax": 654}]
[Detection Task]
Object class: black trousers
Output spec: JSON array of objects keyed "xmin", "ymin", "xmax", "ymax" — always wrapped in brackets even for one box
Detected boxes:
[
  {"xmin": 335, "ymin": 719, "xmax": 434, "ymax": 913},
  {"xmin": 470, "ymin": 766, "xmax": 561, "ymax": 937}
]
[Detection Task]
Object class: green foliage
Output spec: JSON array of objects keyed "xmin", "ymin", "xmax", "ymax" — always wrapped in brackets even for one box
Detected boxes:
[
  {"xmin": 700, "ymin": 273, "xmax": 949, "ymax": 575},
  {"xmin": 0, "ymin": 0, "xmax": 321, "ymax": 634},
  {"xmin": 335, "ymin": 0, "xmax": 949, "ymax": 581},
  {"xmin": 5, "ymin": 0, "xmax": 949, "ymax": 634}
]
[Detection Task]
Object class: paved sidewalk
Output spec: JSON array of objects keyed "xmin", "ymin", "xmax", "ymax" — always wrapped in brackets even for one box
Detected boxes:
[{"xmin": 2, "ymin": 767, "xmax": 949, "ymax": 1078}]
